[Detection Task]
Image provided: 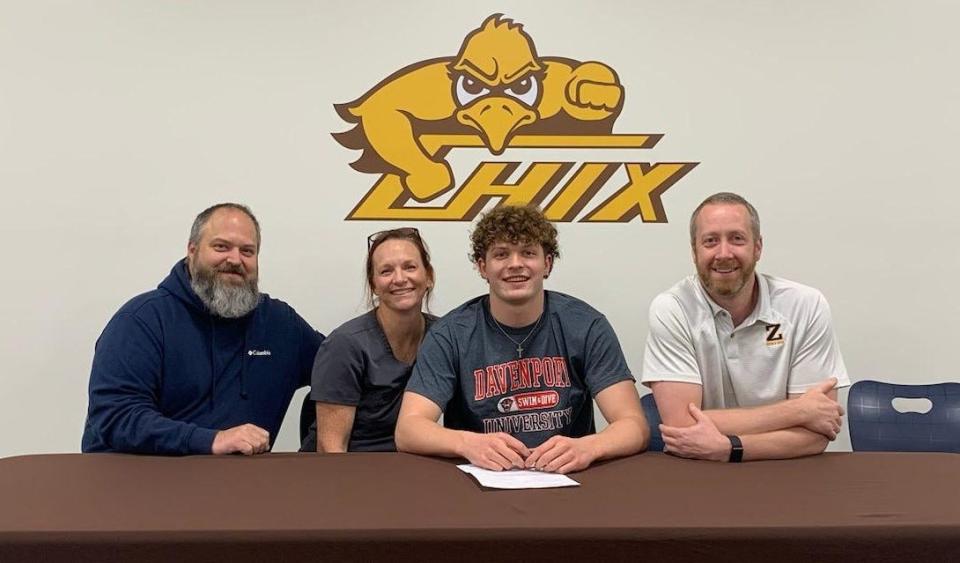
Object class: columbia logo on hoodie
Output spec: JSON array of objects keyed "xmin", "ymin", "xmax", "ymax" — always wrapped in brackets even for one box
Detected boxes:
[{"xmin": 247, "ymin": 350, "xmax": 272, "ymax": 356}]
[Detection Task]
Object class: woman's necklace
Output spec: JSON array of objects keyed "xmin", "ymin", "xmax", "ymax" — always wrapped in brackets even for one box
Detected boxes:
[{"xmin": 492, "ymin": 311, "xmax": 543, "ymax": 358}]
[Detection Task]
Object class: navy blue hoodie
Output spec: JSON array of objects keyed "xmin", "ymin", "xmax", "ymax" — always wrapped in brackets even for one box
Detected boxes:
[{"xmin": 82, "ymin": 260, "xmax": 323, "ymax": 454}]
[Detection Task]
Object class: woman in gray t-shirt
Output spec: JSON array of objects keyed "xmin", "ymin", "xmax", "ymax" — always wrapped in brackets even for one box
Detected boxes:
[{"xmin": 300, "ymin": 228, "xmax": 436, "ymax": 452}]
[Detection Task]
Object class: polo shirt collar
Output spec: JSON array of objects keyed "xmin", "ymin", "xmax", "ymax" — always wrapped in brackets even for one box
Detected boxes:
[
  {"xmin": 699, "ymin": 273, "xmax": 778, "ymax": 326},
  {"xmin": 755, "ymin": 274, "xmax": 783, "ymax": 324},
  {"xmin": 700, "ymin": 283, "xmax": 726, "ymax": 319},
  {"xmin": 745, "ymin": 273, "xmax": 779, "ymax": 326}
]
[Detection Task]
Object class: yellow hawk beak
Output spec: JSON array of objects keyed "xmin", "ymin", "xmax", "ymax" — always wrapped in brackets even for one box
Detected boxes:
[{"xmin": 456, "ymin": 97, "xmax": 537, "ymax": 155}]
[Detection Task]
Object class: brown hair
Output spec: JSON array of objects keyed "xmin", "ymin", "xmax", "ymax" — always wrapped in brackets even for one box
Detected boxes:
[
  {"xmin": 365, "ymin": 228, "xmax": 435, "ymax": 310},
  {"xmin": 469, "ymin": 205, "xmax": 559, "ymax": 263},
  {"xmin": 689, "ymin": 192, "xmax": 762, "ymax": 246}
]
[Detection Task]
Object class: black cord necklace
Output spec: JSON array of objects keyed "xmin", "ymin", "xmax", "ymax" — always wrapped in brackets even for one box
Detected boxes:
[{"xmin": 492, "ymin": 311, "xmax": 543, "ymax": 358}]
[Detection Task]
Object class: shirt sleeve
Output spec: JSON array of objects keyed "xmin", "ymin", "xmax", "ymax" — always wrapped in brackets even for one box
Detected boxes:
[
  {"xmin": 83, "ymin": 313, "xmax": 218, "ymax": 455},
  {"xmin": 404, "ymin": 325, "xmax": 458, "ymax": 412},
  {"xmin": 311, "ymin": 331, "xmax": 364, "ymax": 406},
  {"xmin": 583, "ymin": 315, "xmax": 635, "ymax": 396},
  {"xmin": 641, "ymin": 293, "xmax": 704, "ymax": 387},
  {"xmin": 787, "ymin": 292, "xmax": 850, "ymax": 394}
]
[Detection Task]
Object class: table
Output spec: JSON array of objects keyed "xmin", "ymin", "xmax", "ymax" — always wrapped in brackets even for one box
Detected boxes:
[{"xmin": 1, "ymin": 452, "xmax": 958, "ymax": 562}]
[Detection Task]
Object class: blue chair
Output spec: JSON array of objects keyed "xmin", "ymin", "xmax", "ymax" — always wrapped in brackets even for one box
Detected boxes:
[
  {"xmin": 641, "ymin": 393, "xmax": 665, "ymax": 452},
  {"xmin": 848, "ymin": 380, "xmax": 960, "ymax": 453}
]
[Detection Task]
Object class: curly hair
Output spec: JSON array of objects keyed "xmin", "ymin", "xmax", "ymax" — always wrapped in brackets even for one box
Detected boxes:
[{"xmin": 470, "ymin": 205, "xmax": 560, "ymax": 263}]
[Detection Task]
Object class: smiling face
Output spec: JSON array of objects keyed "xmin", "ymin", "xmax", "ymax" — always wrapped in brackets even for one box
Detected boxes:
[
  {"xmin": 187, "ymin": 208, "xmax": 259, "ymax": 286},
  {"xmin": 692, "ymin": 203, "xmax": 762, "ymax": 302},
  {"xmin": 478, "ymin": 239, "xmax": 553, "ymax": 311},
  {"xmin": 371, "ymin": 239, "xmax": 432, "ymax": 314},
  {"xmin": 186, "ymin": 207, "xmax": 260, "ymax": 318}
]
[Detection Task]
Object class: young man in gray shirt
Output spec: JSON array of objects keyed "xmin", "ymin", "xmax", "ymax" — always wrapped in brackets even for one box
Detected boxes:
[{"xmin": 396, "ymin": 205, "xmax": 648, "ymax": 473}]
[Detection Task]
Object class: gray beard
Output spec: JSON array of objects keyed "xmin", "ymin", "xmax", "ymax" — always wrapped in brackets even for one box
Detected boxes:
[{"xmin": 190, "ymin": 266, "xmax": 260, "ymax": 319}]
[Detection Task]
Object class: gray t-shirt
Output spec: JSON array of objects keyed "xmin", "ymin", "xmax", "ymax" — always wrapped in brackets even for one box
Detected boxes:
[
  {"xmin": 302, "ymin": 310, "xmax": 435, "ymax": 452},
  {"xmin": 406, "ymin": 291, "xmax": 633, "ymax": 448}
]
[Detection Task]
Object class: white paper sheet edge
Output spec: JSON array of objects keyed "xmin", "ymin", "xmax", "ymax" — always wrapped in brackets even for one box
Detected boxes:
[{"xmin": 457, "ymin": 464, "xmax": 580, "ymax": 489}]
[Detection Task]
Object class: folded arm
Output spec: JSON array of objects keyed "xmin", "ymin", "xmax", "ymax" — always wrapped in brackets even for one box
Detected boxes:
[
  {"xmin": 652, "ymin": 379, "xmax": 841, "ymax": 462},
  {"xmin": 739, "ymin": 427, "xmax": 830, "ymax": 461},
  {"xmin": 652, "ymin": 380, "xmax": 842, "ymax": 436}
]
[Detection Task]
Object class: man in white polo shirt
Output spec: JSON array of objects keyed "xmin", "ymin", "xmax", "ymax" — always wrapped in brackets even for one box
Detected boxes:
[{"xmin": 642, "ymin": 192, "xmax": 849, "ymax": 462}]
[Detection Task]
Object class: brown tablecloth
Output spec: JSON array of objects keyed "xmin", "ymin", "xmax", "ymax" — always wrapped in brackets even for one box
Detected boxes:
[{"xmin": 1, "ymin": 451, "xmax": 958, "ymax": 562}]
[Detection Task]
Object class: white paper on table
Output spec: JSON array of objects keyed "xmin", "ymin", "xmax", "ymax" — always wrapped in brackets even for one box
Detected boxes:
[{"xmin": 456, "ymin": 464, "xmax": 580, "ymax": 489}]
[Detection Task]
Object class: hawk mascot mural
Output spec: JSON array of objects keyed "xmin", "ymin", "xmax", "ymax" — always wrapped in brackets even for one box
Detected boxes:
[{"xmin": 334, "ymin": 14, "xmax": 625, "ymax": 201}]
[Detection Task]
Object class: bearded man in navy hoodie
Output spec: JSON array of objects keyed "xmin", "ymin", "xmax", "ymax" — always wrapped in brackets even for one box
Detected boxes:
[{"xmin": 82, "ymin": 203, "xmax": 323, "ymax": 455}]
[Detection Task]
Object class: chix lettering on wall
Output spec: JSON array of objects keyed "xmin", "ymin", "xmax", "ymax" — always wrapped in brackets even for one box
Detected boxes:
[{"xmin": 335, "ymin": 14, "xmax": 698, "ymax": 222}]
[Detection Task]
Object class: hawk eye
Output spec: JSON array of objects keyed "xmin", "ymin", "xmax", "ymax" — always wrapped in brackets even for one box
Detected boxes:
[
  {"xmin": 511, "ymin": 78, "xmax": 532, "ymax": 95},
  {"xmin": 463, "ymin": 77, "xmax": 484, "ymax": 95},
  {"xmin": 504, "ymin": 75, "xmax": 539, "ymax": 107},
  {"xmin": 455, "ymin": 74, "xmax": 490, "ymax": 106}
]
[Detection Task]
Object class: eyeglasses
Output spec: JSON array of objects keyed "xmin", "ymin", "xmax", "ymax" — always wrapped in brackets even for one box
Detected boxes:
[{"xmin": 367, "ymin": 227, "xmax": 422, "ymax": 250}]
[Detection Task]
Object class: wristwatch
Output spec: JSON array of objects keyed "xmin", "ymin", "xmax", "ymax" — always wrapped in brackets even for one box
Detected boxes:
[{"xmin": 727, "ymin": 435, "xmax": 743, "ymax": 463}]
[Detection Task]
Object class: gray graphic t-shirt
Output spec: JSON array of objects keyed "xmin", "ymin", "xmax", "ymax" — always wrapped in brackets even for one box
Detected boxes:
[{"xmin": 406, "ymin": 291, "xmax": 633, "ymax": 448}]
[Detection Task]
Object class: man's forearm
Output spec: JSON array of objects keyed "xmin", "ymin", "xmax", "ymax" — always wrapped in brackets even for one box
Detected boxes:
[
  {"xmin": 395, "ymin": 415, "xmax": 468, "ymax": 459},
  {"xmin": 704, "ymin": 400, "xmax": 803, "ymax": 436},
  {"xmin": 88, "ymin": 399, "xmax": 216, "ymax": 455},
  {"xmin": 591, "ymin": 415, "xmax": 649, "ymax": 461},
  {"xmin": 740, "ymin": 426, "xmax": 829, "ymax": 461}
]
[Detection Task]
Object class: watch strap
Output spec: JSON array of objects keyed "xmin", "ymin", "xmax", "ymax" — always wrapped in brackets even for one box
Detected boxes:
[{"xmin": 727, "ymin": 435, "xmax": 743, "ymax": 463}]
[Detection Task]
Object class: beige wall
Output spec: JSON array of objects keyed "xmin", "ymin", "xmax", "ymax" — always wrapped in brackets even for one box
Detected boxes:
[{"xmin": 1, "ymin": 1, "xmax": 958, "ymax": 457}]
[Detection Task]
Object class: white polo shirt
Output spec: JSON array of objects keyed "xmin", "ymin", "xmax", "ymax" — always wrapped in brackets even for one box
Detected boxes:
[{"xmin": 641, "ymin": 273, "xmax": 849, "ymax": 409}]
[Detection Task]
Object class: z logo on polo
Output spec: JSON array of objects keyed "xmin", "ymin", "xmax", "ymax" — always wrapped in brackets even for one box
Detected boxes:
[
  {"xmin": 334, "ymin": 14, "xmax": 698, "ymax": 222},
  {"xmin": 765, "ymin": 324, "xmax": 785, "ymax": 346}
]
